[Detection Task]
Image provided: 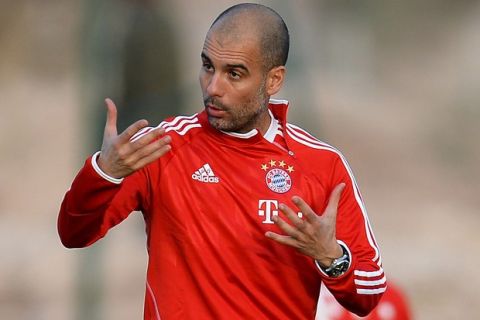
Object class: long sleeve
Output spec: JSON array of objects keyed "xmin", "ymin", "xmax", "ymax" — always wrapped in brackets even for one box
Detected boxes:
[
  {"xmin": 58, "ymin": 155, "xmax": 148, "ymax": 248},
  {"xmin": 319, "ymin": 154, "xmax": 386, "ymax": 317}
]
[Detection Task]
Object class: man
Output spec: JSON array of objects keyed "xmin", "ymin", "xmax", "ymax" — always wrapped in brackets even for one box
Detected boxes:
[{"xmin": 58, "ymin": 3, "xmax": 386, "ymax": 319}]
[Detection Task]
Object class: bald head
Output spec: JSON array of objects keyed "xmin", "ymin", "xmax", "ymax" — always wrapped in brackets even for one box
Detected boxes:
[{"xmin": 208, "ymin": 3, "xmax": 289, "ymax": 72}]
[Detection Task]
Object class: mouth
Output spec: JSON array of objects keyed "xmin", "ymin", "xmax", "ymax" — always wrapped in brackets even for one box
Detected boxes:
[{"xmin": 205, "ymin": 102, "xmax": 227, "ymax": 118}]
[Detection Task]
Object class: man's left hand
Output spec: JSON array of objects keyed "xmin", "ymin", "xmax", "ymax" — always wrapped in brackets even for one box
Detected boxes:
[{"xmin": 265, "ymin": 183, "xmax": 345, "ymax": 267}]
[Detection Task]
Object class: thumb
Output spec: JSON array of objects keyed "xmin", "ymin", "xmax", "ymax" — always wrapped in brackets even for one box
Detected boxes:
[
  {"xmin": 104, "ymin": 98, "xmax": 118, "ymax": 137},
  {"xmin": 324, "ymin": 183, "xmax": 346, "ymax": 219}
]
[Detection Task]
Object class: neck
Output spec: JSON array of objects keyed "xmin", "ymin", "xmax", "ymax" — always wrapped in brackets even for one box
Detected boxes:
[{"xmin": 255, "ymin": 108, "xmax": 273, "ymax": 136}]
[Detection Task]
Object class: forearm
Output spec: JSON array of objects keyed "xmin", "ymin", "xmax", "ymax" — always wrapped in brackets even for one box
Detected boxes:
[
  {"xmin": 57, "ymin": 154, "xmax": 123, "ymax": 248},
  {"xmin": 319, "ymin": 251, "xmax": 385, "ymax": 316}
]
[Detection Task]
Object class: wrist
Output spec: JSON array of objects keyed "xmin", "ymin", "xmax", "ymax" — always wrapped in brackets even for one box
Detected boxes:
[
  {"xmin": 316, "ymin": 243, "xmax": 343, "ymax": 268},
  {"xmin": 91, "ymin": 151, "xmax": 124, "ymax": 184},
  {"xmin": 316, "ymin": 240, "xmax": 351, "ymax": 278}
]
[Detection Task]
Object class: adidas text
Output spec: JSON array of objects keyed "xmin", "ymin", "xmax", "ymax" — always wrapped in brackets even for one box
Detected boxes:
[{"xmin": 191, "ymin": 174, "xmax": 219, "ymax": 183}]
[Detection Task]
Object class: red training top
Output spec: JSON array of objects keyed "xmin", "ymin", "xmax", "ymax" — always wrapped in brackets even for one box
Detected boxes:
[{"xmin": 58, "ymin": 99, "xmax": 386, "ymax": 320}]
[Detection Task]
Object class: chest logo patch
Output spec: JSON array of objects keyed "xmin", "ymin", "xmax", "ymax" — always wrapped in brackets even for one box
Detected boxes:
[{"xmin": 262, "ymin": 160, "xmax": 294, "ymax": 193}]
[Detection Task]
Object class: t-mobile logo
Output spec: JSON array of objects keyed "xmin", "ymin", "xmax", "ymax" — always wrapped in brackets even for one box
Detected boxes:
[{"xmin": 258, "ymin": 200, "xmax": 279, "ymax": 224}]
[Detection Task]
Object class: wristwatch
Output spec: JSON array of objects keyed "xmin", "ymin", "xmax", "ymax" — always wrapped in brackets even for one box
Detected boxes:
[{"xmin": 320, "ymin": 244, "xmax": 350, "ymax": 278}]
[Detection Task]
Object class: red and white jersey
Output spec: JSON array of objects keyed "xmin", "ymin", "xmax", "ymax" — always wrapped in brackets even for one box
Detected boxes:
[{"xmin": 58, "ymin": 99, "xmax": 386, "ymax": 319}]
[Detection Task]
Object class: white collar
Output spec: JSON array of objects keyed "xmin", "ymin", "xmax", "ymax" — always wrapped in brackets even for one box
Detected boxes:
[
  {"xmin": 223, "ymin": 129, "xmax": 258, "ymax": 139},
  {"xmin": 263, "ymin": 109, "xmax": 279, "ymax": 143}
]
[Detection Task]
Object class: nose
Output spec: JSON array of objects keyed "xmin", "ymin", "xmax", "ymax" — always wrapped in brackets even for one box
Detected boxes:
[{"xmin": 206, "ymin": 73, "xmax": 224, "ymax": 98}]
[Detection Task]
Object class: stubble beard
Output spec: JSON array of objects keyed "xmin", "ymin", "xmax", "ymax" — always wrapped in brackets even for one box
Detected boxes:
[{"xmin": 205, "ymin": 83, "xmax": 269, "ymax": 133}]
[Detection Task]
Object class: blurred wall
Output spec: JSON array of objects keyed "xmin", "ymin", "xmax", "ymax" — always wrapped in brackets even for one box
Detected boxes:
[{"xmin": 0, "ymin": 0, "xmax": 479, "ymax": 319}]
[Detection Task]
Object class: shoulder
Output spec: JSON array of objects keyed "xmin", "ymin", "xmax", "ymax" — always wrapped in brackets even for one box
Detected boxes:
[
  {"xmin": 285, "ymin": 123, "xmax": 359, "ymax": 181},
  {"xmin": 131, "ymin": 113, "xmax": 203, "ymax": 145},
  {"xmin": 285, "ymin": 122, "xmax": 343, "ymax": 159},
  {"xmin": 158, "ymin": 113, "xmax": 202, "ymax": 137},
  {"xmin": 129, "ymin": 113, "xmax": 205, "ymax": 174}
]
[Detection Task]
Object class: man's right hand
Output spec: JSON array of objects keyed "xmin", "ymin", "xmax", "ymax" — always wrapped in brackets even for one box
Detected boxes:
[{"xmin": 97, "ymin": 98, "xmax": 172, "ymax": 179}]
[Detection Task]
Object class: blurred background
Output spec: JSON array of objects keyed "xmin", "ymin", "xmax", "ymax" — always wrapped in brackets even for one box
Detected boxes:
[{"xmin": 1, "ymin": 0, "xmax": 479, "ymax": 319}]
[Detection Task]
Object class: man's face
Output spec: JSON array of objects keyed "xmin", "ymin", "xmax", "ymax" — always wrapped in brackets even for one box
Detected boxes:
[{"xmin": 199, "ymin": 30, "xmax": 270, "ymax": 133}]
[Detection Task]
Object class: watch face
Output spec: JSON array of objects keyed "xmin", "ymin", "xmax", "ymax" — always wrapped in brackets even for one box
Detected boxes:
[
  {"xmin": 328, "ymin": 260, "xmax": 349, "ymax": 277},
  {"xmin": 322, "ymin": 244, "xmax": 351, "ymax": 278},
  {"xmin": 325, "ymin": 253, "xmax": 350, "ymax": 277}
]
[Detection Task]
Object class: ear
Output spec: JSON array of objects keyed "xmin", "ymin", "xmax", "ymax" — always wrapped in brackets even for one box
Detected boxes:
[{"xmin": 265, "ymin": 66, "xmax": 286, "ymax": 96}]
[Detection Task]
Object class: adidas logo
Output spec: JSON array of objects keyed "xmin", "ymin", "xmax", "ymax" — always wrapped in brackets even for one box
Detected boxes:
[{"xmin": 191, "ymin": 163, "xmax": 220, "ymax": 183}]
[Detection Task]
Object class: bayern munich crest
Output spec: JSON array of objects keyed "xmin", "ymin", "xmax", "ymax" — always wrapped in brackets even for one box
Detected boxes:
[{"xmin": 262, "ymin": 160, "xmax": 294, "ymax": 193}]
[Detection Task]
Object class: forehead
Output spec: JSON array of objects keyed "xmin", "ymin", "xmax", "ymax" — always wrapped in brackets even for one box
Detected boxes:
[{"xmin": 202, "ymin": 29, "xmax": 262, "ymax": 67}]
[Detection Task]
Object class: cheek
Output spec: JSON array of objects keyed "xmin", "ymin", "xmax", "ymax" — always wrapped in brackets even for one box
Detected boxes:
[
  {"xmin": 238, "ymin": 83, "xmax": 264, "ymax": 104},
  {"xmin": 233, "ymin": 81, "xmax": 260, "ymax": 99}
]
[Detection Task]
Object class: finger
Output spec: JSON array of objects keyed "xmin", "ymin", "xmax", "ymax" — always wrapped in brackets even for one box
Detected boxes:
[
  {"xmin": 324, "ymin": 183, "xmax": 346, "ymax": 219},
  {"xmin": 131, "ymin": 127, "xmax": 167, "ymax": 149},
  {"xmin": 114, "ymin": 133, "xmax": 170, "ymax": 174},
  {"xmin": 104, "ymin": 98, "xmax": 118, "ymax": 137},
  {"xmin": 131, "ymin": 143, "xmax": 172, "ymax": 171},
  {"xmin": 291, "ymin": 196, "xmax": 318, "ymax": 223},
  {"xmin": 118, "ymin": 119, "xmax": 149, "ymax": 143},
  {"xmin": 265, "ymin": 231, "xmax": 298, "ymax": 248},
  {"xmin": 271, "ymin": 214, "xmax": 303, "ymax": 239},
  {"xmin": 130, "ymin": 127, "xmax": 155, "ymax": 143},
  {"xmin": 130, "ymin": 135, "xmax": 171, "ymax": 163},
  {"xmin": 278, "ymin": 202, "xmax": 306, "ymax": 230}
]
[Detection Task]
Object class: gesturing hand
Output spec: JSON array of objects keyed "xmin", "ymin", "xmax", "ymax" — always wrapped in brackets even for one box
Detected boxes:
[
  {"xmin": 265, "ymin": 183, "xmax": 346, "ymax": 267},
  {"xmin": 97, "ymin": 98, "xmax": 172, "ymax": 179}
]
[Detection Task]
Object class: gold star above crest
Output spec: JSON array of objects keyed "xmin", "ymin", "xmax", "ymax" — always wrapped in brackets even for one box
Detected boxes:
[
  {"xmin": 278, "ymin": 160, "xmax": 286, "ymax": 167},
  {"xmin": 261, "ymin": 164, "xmax": 269, "ymax": 171},
  {"xmin": 269, "ymin": 160, "xmax": 276, "ymax": 166},
  {"xmin": 287, "ymin": 166, "xmax": 294, "ymax": 173}
]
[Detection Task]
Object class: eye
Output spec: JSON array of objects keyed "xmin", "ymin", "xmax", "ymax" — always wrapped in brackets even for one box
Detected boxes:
[
  {"xmin": 229, "ymin": 70, "xmax": 241, "ymax": 80},
  {"xmin": 202, "ymin": 61, "xmax": 213, "ymax": 72}
]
